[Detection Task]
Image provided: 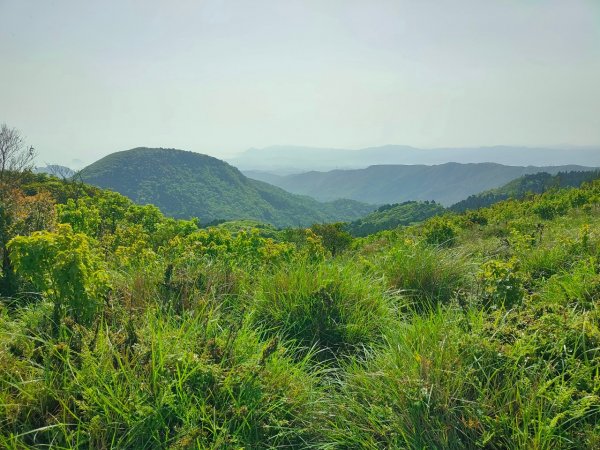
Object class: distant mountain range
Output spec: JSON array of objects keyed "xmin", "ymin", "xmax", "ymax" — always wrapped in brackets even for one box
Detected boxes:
[
  {"xmin": 79, "ymin": 148, "xmax": 374, "ymax": 228},
  {"xmin": 231, "ymin": 145, "xmax": 600, "ymax": 172},
  {"xmin": 246, "ymin": 163, "xmax": 597, "ymax": 206}
]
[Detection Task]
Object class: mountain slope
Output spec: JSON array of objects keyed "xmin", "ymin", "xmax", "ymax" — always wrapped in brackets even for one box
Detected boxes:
[
  {"xmin": 451, "ymin": 170, "xmax": 600, "ymax": 212},
  {"xmin": 79, "ymin": 148, "xmax": 374, "ymax": 227},
  {"xmin": 252, "ymin": 163, "xmax": 597, "ymax": 206}
]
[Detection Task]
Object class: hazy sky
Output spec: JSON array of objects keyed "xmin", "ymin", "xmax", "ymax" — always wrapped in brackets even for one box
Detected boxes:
[{"xmin": 1, "ymin": 0, "xmax": 599, "ymax": 167}]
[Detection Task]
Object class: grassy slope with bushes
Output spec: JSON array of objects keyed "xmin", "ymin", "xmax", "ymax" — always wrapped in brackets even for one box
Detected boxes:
[
  {"xmin": 1, "ymin": 172, "xmax": 600, "ymax": 448},
  {"xmin": 451, "ymin": 169, "xmax": 600, "ymax": 213}
]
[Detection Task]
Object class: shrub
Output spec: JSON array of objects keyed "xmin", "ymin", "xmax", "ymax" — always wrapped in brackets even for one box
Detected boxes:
[
  {"xmin": 423, "ymin": 217, "xmax": 457, "ymax": 247},
  {"xmin": 310, "ymin": 222, "xmax": 353, "ymax": 256},
  {"xmin": 8, "ymin": 224, "xmax": 109, "ymax": 324},
  {"xmin": 542, "ymin": 257, "xmax": 600, "ymax": 310},
  {"xmin": 533, "ymin": 199, "xmax": 568, "ymax": 220},
  {"xmin": 478, "ymin": 259, "xmax": 525, "ymax": 308},
  {"xmin": 0, "ymin": 306, "xmax": 323, "ymax": 448}
]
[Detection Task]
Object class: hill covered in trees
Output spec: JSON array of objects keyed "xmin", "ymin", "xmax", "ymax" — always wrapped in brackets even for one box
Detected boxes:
[
  {"xmin": 79, "ymin": 148, "xmax": 374, "ymax": 227},
  {"xmin": 348, "ymin": 170, "xmax": 600, "ymax": 236},
  {"xmin": 2, "ymin": 171, "xmax": 600, "ymax": 448},
  {"xmin": 248, "ymin": 162, "xmax": 597, "ymax": 205},
  {"xmin": 346, "ymin": 200, "xmax": 446, "ymax": 236}
]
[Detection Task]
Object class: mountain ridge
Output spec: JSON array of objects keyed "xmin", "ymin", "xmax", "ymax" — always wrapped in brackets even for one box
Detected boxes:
[
  {"xmin": 231, "ymin": 144, "xmax": 600, "ymax": 172},
  {"xmin": 247, "ymin": 162, "xmax": 597, "ymax": 206}
]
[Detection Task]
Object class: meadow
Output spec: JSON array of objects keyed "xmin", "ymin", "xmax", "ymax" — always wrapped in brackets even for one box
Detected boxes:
[{"xmin": 1, "ymin": 173, "xmax": 599, "ymax": 449}]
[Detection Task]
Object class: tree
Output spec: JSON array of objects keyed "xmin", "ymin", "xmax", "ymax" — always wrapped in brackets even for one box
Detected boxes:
[
  {"xmin": 310, "ymin": 223, "xmax": 353, "ymax": 257},
  {"xmin": 0, "ymin": 124, "xmax": 38, "ymax": 297},
  {"xmin": 0, "ymin": 123, "xmax": 36, "ymax": 185},
  {"xmin": 0, "ymin": 189, "xmax": 56, "ymax": 297}
]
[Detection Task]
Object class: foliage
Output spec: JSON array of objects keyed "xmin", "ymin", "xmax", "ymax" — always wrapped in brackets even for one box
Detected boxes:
[
  {"xmin": 1, "ymin": 174, "xmax": 600, "ymax": 449},
  {"xmin": 8, "ymin": 224, "xmax": 109, "ymax": 324},
  {"xmin": 422, "ymin": 216, "xmax": 457, "ymax": 247},
  {"xmin": 451, "ymin": 170, "xmax": 600, "ymax": 213},
  {"xmin": 310, "ymin": 222, "xmax": 353, "ymax": 256},
  {"xmin": 380, "ymin": 239, "xmax": 471, "ymax": 308},
  {"xmin": 252, "ymin": 261, "xmax": 392, "ymax": 361},
  {"xmin": 0, "ymin": 188, "xmax": 56, "ymax": 296},
  {"xmin": 478, "ymin": 258, "xmax": 526, "ymax": 307}
]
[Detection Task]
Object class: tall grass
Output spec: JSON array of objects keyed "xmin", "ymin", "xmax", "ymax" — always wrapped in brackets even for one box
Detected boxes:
[
  {"xmin": 252, "ymin": 260, "xmax": 393, "ymax": 362},
  {"xmin": 2, "ymin": 181, "xmax": 600, "ymax": 448},
  {"xmin": 0, "ymin": 290, "xmax": 324, "ymax": 449},
  {"xmin": 379, "ymin": 241, "xmax": 475, "ymax": 309}
]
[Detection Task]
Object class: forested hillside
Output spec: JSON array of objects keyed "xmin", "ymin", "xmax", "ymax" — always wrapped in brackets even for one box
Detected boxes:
[
  {"xmin": 451, "ymin": 170, "xmax": 600, "ymax": 212},
  {"xmin": 346, "ymin": 200, "xmax": 446, "ymax": 236},
  {"xmin": 250, "ymin": 162, "xmax": 597, "ymax": 205},
  {"xmin": 2, "ymin": 169, "xmax": 600, "ymax": 448},
  {"xmin": 80, "ymin": 148, "xmax": 374, "ymax": 227}
]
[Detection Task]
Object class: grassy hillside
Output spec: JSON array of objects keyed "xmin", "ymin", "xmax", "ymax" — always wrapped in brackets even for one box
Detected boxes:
[
  {"xmin": 1, "ymin": 174, "xmax": 600, "ymax": 448},
  {"xmin": 451, "ymin": 169, "xmax": 600, "ymax": 212},
  {"xmin": 80, "ymin": 148, "xmax": 374, "ymax": 227},
  {"xmin": 347, "ymin": 200, "xmax": 446, "ymax": 236},
  {"xmin": 257, "ymin": 162, "xmax": 597, "ymax": 205}
]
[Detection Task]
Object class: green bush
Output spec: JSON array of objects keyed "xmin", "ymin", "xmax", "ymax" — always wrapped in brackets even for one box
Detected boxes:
[
  {"xmin": 8, "ymin": 224, "xmax": 109, "ymax": 325},
  {"xmin": 533, "ymin": 199, "xmax": 568, "ymax": 220},
  {"xmin": 478, "ymin": 259, "xmax": 525, "ymax": 307},
  {"xmin": 542, "ymin": 257, "xmax": 600, "ymax": 310},
  {"xmin": 323, "ymin": 308, "xmax": 480, "ymax": 448},
  {"xmin": 423, "ymin": 217, "xmax": 457, "ymax": 247}
]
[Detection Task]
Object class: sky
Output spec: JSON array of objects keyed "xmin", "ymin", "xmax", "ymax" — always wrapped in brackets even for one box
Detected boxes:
[{"xmin": 1, "ymin": 0, "xmax": 599, "ymax": 168}]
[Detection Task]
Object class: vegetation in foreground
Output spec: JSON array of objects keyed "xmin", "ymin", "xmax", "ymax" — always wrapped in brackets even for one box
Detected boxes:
[{"xmin": 1, "ymin": 167, "xmax": 600, "ymax": 448}]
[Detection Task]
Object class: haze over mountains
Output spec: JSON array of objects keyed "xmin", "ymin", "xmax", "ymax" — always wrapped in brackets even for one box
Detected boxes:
[
  {"xmin": 232, "ymin": 145, "xmax": 600, "ymax": 173},
  {"xmin": 247, "ymin": 163, "xmax": 597, "ymax": 206}
]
